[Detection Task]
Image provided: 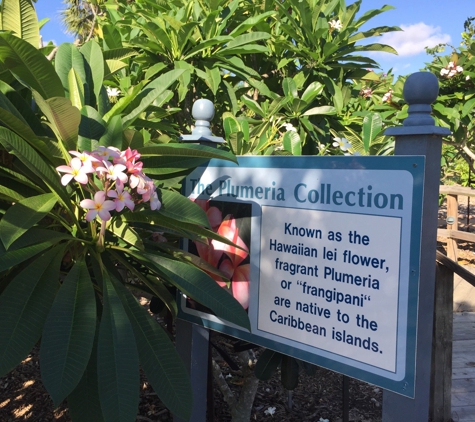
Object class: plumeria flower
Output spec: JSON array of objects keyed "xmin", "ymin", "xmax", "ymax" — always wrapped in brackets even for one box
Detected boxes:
[
  {"xmin": 264, "ymin": 406, "xmax": 276, "ymax": 416},
  {"xmin": 96, "ymin": 160, "xmax": 128, "ymax": 184},
  {"xmin": 360, "ymin": 87, "xmax": 372, "ymax": 98},
  {"xmin": 382, "ymin": 88, "xmax": 393, "ymax": 103},
  {"xmin": 80, "ymin": 190, "xmax": 116, "ymax": 222},
  {"xmin": 108, "ymin": 181, "xmax": 135, "ymax": 211},
  {"xmin": 106, "ymin": 87, "xmax": 121, "ymax": 98},
  {"xmin": 93, "ymin": 146, "xmax": 121, "ymax": 162},
  {"xmin": 149, "ymin": 192, "xmax": 161, "ymax": 211},
  {"xmin": 329, "ymin": 19, "xmax": 342, "ymax": 31},
  {"xmin": 440, "ymin": 62, "xmax": 463, "ymax": 78},
  {"xmin": 69, "ymin": 150, "xmax": 99, "ymax": 172},
  {"xmin": 282, "ymin": 122, "xmax": 297, "ymax": 132},
  {"xmin": 56, "ymin": 157, "xmax": 92, "ymax": 186},
  {"xmin": 332, "ymin": 137, "xmax": 352, "ymax": 152},
  {"xmin": 115, "ymin": 147, "xmax": 143, "ymax": 174}
]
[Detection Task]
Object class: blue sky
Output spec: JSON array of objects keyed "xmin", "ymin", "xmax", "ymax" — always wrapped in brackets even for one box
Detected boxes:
[{"xmin": 36, "ymin": 0, "xmax": 472, "ymax": 77}]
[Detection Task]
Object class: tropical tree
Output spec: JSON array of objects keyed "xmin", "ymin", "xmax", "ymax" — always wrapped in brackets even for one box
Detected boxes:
[
  {"xmin": 423, "ymin": 17, "xmax": 475, "ymax": 184},
  {"xmin": 61, "ymin": 0, "xmax": 104, "ymax": 43}
]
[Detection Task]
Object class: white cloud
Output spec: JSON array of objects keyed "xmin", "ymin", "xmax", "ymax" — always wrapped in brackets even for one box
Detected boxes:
[{"xmin": 378, "ymin": 22, "xmax": 451, "ymax": 57}]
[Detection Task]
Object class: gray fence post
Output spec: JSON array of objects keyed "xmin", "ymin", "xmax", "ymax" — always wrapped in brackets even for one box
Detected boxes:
[
  {"xmin": 174, "ymin": 99, "xmax": 224, "ymax": 422},
  {"xmin": 382, "ymin": 72, "xmax": 451, "ymax": 421}
]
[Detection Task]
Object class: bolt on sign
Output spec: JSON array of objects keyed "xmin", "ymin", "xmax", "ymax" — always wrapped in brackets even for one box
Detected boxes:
[{"xmin": 179, "ymin": 155, "xmax": 424, "ymax": 397}]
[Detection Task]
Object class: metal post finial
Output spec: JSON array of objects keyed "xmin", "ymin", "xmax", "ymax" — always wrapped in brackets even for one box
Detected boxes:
[
  {"xmin": 180, "ymin": 98, "xmax": 224, "ymax": 144},
  {"xmin": 385, "ymin": 72, "xmax": 451, "ymax": 137}
]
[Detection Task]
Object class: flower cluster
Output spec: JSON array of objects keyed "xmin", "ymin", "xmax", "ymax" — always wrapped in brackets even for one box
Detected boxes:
[
  {"xmin": 359, "ymin": 87, "xmax": 372, "ymax": 98},
  {"xmin": 440, "ymin": 61, "xmax": 463, "ymax": 78},
  {"xmin": 56, "ymin": 146, "xmax": 161, "ymax": 222}
]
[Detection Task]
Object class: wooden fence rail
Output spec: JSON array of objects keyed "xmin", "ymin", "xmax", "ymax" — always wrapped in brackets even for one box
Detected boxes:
[{"xmin": 438, "ymin": 185, "xmax": 475, "ymax": 262}]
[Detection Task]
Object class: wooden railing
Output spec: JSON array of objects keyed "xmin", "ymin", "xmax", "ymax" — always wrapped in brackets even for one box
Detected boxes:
[{"xmin": 437, "ymin": 185, "xmax": 475, "ymax": 262}]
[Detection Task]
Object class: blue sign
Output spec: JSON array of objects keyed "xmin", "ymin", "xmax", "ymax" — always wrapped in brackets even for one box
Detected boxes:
[{"xmin": 179, "ymin": 155, "xmax": 424, "ymax": 398}]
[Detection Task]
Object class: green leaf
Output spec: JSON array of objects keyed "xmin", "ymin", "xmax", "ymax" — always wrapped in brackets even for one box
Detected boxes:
[
  {"xmin": 254, "ymin": 349, "xmax": 282, "ymax": 381},
  {"xmin": 79, "ymin": 105, "xmax": 106, "ymax": 140},
  {"xmin": 55, "ymin": 43, "xmax": 88, "ymax": 98},
  {"xmin": 104, "ymin": 59, "xmax": 128, "ymax": 79},
  {"xmin": 108, "ymin": 218, "xmax": 144, "ymax": 250},
  {"xmin": 67, "ymin": 330, "xmax": 105, "ymax": 422},
  {"xmin": 158, "ymin": 189, "xmax": 210, "ymax": 227},
  {"xmin": 139, "ymin": 143, "xmax": 237, "ymax": 164},
  {"xmin": 40, "ymin": 258, "xmax": 97, "ymax": 406},
  {"xmin": 99, "ymin": 115, "xmax": 123, "ymax": 149},
  {"xmin": 33, "ymin": 93, "xmax": 81, "ymax": 152},
  {"xmin": 97, "ymin": 273, "xmax": 139, "ymax": 422},
  {"xmin": 221, "ymin": 32, "xmax": 271, "ymax": 51},
  {"xmin": 0, "ymin": 32, "xmax": 63, "ymax": 98},
  {"xmin": 1, "ymin": 0, "xmax": 40, "ymax": 48},
  {"xmin": 80, "ymin": 41, "xmax": 104, "ymax": 103},
  {"xmin": 283, "ymin": 78, "xmax": 298, "ymax": 99},
  {"xmin": 0, "ymin": 192, "xmax": 56, "ymax": 250},
  {"xmin": 68, "ymin": 68, "xmax": 85, "ymax": 110},
  {"xmin": 0, "ymin": 127, "xmax": 71, "ymax": 207},
  {"xmin": 282, "ymin": 130, "xmax": 301, "ymax": 156},
  {"xmin": 0, "ymin": 245, "xmax": 63, "ymax": 377},
  {"xmin": 140, "ymin": 253, "xmax": 251, "ymax": 331},
  {"xmin": 113, "ymin": 279, "xmax": 192, "ymax": 420},
  {"xmin": 362, "ymin": 113, "xmax": 383, "ymax": 153},
  {"xmin": 0, "ymin": 240, "xmax": 60, "ymax": 272},
  {"xmin": 301, "ymin": 82, "xmax": 324, "ymax": 103},
  {"xmin": 302, "ymin": 106, "xmax": 336, "ymax": 116}
]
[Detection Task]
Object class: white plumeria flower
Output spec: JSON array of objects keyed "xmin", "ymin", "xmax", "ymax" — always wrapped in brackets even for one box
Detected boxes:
[
  {"xmin": 93, "ymin": 146, "xmax": 121, "ymax": 161},
  {"xmin": 332, "ymin": 137, "xmax": 352, "ymax": 152},
  {"xmin": 96, "ymin": 160, "xmax": 128, "ymax": 184},
  {"xmin": 318, "ymin": 419, "xmax": 330, "ymax": 422},
  {"xmin": 69, "ymin": 150, "xmax": 99, "ymax": 172},
  {"xmin": 282, "ymin": 122, "xmax": 297, "ymax": 132},
  {"xmin": 106, "ymin": 87, "xmax": 121, "ymax": 98},
  {"xmin": 466, "ymin": 75, "xmax": 471, "ymax": 81},
  {"xmin": 56, "ymin": 157, "xmax": 93, "ymax": 186},
  {"xmin": 329, "ymin": 19, "xmax": 343, "ymax": 31},
  {"xmin": 149, "ymin": 192, "xmax": 161, "ymax": 211},
  {"xmin": 264, "ymin": 406, "xmax": 276, "ymax": 416},
  {"xmin": 80, "ymin": 191, "xmax": 116, "ymax": 222}
]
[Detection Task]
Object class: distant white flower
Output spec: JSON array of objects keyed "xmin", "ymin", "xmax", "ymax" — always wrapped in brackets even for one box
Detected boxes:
[
  {"xmin": 329, "ymin": 19, "xmax": 343, "ymax": 31},
  {"xmin": 264, "ymin": 406, "xmax": 276, "ymax": 416},
  {"xmin": 382, "ymin": 89, "xmax": 393, "ymax": 103},
  {"xmin": 344, "ymin": 151, "xmax": 362, "ymax": 156},
  {"xmin": 282, "ymin": 122, "xmax": 297, "ymax": 132},
  {"xmin": 318, "ymin": 418, "xmax": 330, "ymax": 422},
  {"xmin": 360, "ymin": 87, "xmax": 372, "ymax": 98},
  {"xmin": 440, "ymin": 62, "xmax": 463, "ymax": 79},
  {"xmin": 332, "ymin": 137, "xmax": 351, "ymax": 152},
  {"xmin": 466, "ymin": 75, "xmax": 471, "ymax": 81},
  {"xmin": 106, "ymin": 87, "xmax": 121, "ymax": 98}
]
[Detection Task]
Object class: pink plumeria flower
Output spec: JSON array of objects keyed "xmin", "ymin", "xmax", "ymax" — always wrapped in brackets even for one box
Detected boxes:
[
  {"xmin": 129, "ymin": 172, "xmax": 147, "ymax": 190},
  {"xmin": 56, "ymin": 157, "xmax": 92, "ymax": 186},
  {"xmin": 149, "ymin": 192, "xmax": 161, "ymax": 211},
  {"xmin": 96, "ymin": 160, "xmax": 128, "ymax": 183},
  {"xmin": 138, "ymin": 178, "xmax": 157, "ymax": 202},
  {"xmin": 80, "ymin": 191, "xmax": 116, "ymax": 222},
  {"xmin": 108, "ymin": 183, "xmax": 135, "ymax": 212}
]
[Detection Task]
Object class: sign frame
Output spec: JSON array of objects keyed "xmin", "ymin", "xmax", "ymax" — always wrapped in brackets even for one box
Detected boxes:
[{"xmin": 178, "ymin": 155, "xmax": 424, "ymax": 398}]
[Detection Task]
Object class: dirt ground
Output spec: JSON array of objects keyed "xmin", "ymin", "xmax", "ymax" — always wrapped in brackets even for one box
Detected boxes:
[{"xmin": 1, "ymin": 195, "xmax": 473, "ymax": 422}]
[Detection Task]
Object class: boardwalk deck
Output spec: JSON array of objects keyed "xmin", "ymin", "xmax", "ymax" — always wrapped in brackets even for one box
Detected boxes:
[{"xmin": 452, "ymin": 312, "xmax": 475, "ymax": 422}]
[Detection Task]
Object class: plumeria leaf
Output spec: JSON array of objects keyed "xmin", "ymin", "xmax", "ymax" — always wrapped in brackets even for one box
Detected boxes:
[
  {"xmin": 0, "ymin": 192, "xmax": 57, "ymax": 249},
  {"xmin": 255, "ymin": 349, "xmax": 283, "ymax": 381},
  {"xmin": 136, "ymin": 252, "xmax": 251, "ymax": 331},
  {"xmin": 40, "ymin": 258, "xmax": 97, "ymax": 406},
  {"xmin": 0, "ymin": 32, "xmax": 64, "ymax": 99},
  {"xmin": 281, "ymin": 355, "xmax": 299, "ymax": 390},
  {"xmin": 158, "ymin": 189, "xmax": 210, "ymax": 227},
  {"xmin": 79, "ymin": 40, "xmax": 104, "ymax": 103},
  {"xmin": 97, "ymin": 273, "xmax": 140, "ymax": 422},
  {"xmin": 67, "ymin": 328, "xmax": 105, "ymax": 422},
  {"xmin": 139, "ymin": 143, "xmax": 237, "ymax": 164},
  {"xmin": 282, "ymin": 130, "xmax": 302, "ymax": 156},
  {"xmin": 113, "ymin": 278, "xmax": 192, "ymax": 420},
  {"xmin": 55, "ymin": 43, "xmax": 88, "ymax": 99},
  {"xmin": 0, "ymin": 245, "xmax": 64, "ymax": 377},
  {"xmin": 108, "ymin": 218, "xmax": 144, "ymax": 250}
]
